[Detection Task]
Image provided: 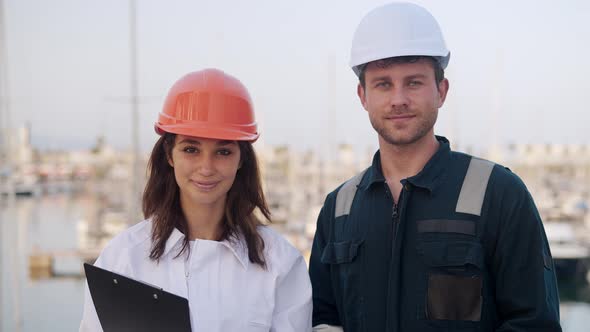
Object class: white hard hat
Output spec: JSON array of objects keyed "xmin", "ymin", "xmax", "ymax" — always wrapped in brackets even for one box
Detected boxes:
[{"xmin": 350, "ymin": 2, "xmax": 450, "ymax": 76}]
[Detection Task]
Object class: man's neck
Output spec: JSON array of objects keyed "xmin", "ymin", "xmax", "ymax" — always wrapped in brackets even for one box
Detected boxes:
[{"xmin": 379, "ymin": 134, "xmax": 439, "ymax": 201}]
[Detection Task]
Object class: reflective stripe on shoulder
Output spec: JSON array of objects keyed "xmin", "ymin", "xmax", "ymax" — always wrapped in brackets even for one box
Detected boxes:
[
  {"xmin": 334, "ymin": 169, "xmax": 368, "ymax": 218},
  {"xmin": 455, "ymin": 157, "xmax": 495, "ymax": 216}
]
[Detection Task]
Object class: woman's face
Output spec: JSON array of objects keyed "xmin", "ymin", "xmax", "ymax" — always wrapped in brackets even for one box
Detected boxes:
[{"xmin": 168, "ymin": 135, "xmax": 241, "ymax": 209}]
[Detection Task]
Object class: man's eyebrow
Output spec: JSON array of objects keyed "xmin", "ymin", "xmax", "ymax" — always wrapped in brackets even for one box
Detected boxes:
[
  {"xmin": 405, "ymin": 74, "xmax": 428, "ymax": 80},
  {"xmin": 369, "ymin": 75, "xmax": 392, "ymax": 83}
]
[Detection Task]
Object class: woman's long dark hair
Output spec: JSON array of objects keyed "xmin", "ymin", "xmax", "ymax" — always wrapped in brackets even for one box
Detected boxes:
[{"xmin": 142, "ymin": 133, "xmax": 271, "ymax": 268}]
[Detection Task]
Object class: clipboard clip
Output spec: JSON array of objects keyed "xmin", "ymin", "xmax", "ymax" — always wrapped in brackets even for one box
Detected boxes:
[{"xmin": 109, "ymin": 271, "xmax": 163, "ymax": 301}]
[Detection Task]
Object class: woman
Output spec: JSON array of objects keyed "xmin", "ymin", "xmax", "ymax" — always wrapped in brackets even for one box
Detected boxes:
[{"xmin": 80, "ymin": 69, "xmax": 312, "ymax": 331}]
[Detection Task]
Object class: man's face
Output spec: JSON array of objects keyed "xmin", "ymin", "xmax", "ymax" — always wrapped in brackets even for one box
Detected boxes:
[{"xmin": 358, "ymin": 58, "xmax": 449, "ymax": 146}]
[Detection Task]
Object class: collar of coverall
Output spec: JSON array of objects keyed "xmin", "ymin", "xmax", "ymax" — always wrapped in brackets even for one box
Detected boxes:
[{"xmin": 360, "ymin": 135, "xmax": 451, "ymax": 194}]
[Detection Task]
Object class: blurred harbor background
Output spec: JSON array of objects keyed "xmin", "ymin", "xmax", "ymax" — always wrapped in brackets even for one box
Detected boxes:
[
  {"xmin": 1, "ymin": 132, "xmax": 590, "ymax": 330},
  {"xmin": 2, "ymin": 0, "xmax": 590, "ymax": 330}
]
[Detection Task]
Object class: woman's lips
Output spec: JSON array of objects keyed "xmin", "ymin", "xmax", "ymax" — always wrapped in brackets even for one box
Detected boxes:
[{"xmin": 192, "ymin": 180, "xmax": 219, "ymax": 191}]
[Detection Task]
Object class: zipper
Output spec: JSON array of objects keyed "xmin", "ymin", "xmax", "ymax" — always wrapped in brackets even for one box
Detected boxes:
[
  {"xmin": 385, "ymin": 181, "xmax": 404, "ymax": 331},
  {"xmin": 391, "ymin": 200, "xmax": 400, "ymax": 241},
  {"xmin": 384, "ymin": 181, "xmax": 401, "ymax": 241}
]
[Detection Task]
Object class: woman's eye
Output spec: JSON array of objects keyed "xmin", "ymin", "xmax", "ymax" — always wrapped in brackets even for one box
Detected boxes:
[
  {"xmin": 183, "ymin": 147, "xmax": 197, "ymax": 153},
  {"xmin": 217, "ymin": 149, "xmax": 231, "ymax": 156}
]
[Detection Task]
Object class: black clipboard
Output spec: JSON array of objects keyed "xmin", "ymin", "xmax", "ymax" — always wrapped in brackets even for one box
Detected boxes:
[{"xmin": 84, "ymin": 263, "xmax": 191, "ymax": 332}]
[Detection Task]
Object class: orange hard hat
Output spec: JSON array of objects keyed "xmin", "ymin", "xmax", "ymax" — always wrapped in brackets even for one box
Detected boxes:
[{"xmin": 155, "ymin": 68, "xmax": 259, "ymax": 142}]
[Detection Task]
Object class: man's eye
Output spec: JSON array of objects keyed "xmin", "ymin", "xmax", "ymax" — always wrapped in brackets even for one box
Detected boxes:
[
  {"xmin": 375, "ymin": 82, "xmax": 390, "ymax": 88},
  {"xmin": 408, "ymin": 80, "xmax": 423, "ymax": 86}
]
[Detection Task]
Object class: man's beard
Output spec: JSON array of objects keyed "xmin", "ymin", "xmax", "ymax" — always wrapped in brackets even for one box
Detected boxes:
[{"xmin": 370, "ymin": 110, "xmax": 438, "ymax": 146}]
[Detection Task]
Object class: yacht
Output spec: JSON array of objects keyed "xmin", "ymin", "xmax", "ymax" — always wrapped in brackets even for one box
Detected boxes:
[{"xmin": 545, "ymin": 221, "xmax": 590, "ymax": 283}]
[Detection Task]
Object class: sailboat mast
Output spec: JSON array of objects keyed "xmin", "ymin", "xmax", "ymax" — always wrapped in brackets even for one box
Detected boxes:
[
  {"xmin": 129, "ymin": 0, "xmax": 140, "ymax": 225},
  {"xmin": 0, "ymin": 0, "xmax": 8, "ymax": 327}
]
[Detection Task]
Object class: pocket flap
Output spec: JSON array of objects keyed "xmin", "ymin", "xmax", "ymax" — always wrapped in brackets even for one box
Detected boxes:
[
  {"xmin": 417, "ymin": 241, "xmax": 484, "ymax": 268},
  {"xmin": 417, "ymin": 219, "xmax": 476, "ymax": 236},
  {"xmin": 320, "ymin": 240, "xmax": 364, "ymax": 264}
]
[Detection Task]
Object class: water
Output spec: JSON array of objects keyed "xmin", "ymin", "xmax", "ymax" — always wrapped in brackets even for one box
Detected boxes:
[
  {"xmin": 560, "ymin": 281, "xmax": 590, "ymax": 331},
  {"xmin": 1, "ymin": 194, "xmax": 590, "ymax": 331},
  {"xmin": 1, "ymin": 195, "xmax": 92, "ymax": 332}
]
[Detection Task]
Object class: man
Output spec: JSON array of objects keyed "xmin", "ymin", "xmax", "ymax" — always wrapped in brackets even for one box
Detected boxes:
[{"xmin": 309, "ymin": 2, "xmax": 561, "ymax": 331}]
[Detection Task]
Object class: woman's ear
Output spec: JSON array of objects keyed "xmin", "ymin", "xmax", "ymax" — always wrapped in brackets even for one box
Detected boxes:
[
  {"xmin": 164, "ymin": 134, "xmax": 177, "ymax": 168},
  {"xmin": 167, "ymin": 151, "xmax": 174, "ymax": 168}
]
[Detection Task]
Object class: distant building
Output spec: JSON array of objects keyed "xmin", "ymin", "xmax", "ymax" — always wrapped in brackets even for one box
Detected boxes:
[{"xmin": 490, "ymin": 143, "xmax": 590, "ymax": 223}]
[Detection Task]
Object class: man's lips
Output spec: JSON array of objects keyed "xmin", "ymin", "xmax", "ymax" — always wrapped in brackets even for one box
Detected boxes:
[{"xmin": 387, "ymin": 114, "xmax": 415, "ymax": 121}]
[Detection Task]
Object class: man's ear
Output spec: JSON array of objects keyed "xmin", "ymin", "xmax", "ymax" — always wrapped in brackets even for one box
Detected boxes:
[
  {"xmin": 357, "ymin": 83, "xmax": 368, "ymax": 111},
  {"xmin": 436, "ymin": 78, "xmax": 449, "ymax": 108}
]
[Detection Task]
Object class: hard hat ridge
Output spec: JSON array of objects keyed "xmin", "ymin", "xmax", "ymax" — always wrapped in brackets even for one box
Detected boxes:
[{"xmin": 350, "ymin": 2, "xmax": 450, "ymax": 76}]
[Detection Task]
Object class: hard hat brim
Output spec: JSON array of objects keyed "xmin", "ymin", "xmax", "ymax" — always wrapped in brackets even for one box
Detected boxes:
[
  {"xmin": 351, "ymin": 52, "xmax": 451, "ymax": 77},
  {"xmin": 154, "ymin": 122, "xmax": 259, "ymax": 143}
]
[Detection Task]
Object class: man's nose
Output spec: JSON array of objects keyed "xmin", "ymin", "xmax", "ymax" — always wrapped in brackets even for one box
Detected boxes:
[{"xmin": 389, "ymin": 86, "xmax": 409, "ymax": 109}]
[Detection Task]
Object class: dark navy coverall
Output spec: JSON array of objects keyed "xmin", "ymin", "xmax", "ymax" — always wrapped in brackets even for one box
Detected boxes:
[{"xmin": 310, "ymin": 136, "xmax": 561, "ymax": 331}]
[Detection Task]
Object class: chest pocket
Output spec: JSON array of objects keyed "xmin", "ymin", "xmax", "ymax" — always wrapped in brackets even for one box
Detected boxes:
[
  {"xmin": 417, "ymin": 240, "xmax": 485, "ymax": 323},
  {"xmin": 320, "ymin": 240, "xmax": 363, "ymax": 265}
]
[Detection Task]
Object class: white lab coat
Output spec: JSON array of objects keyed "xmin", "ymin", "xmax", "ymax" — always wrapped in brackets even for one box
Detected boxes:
[{"xmin": 80, "ymin": 219, "xmax": 312, "ymax": 331}]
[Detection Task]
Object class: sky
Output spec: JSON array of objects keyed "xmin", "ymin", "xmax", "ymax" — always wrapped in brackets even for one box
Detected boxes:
[{"xmin": 1, "ymin": 0, "xmax": 589, "ymax": 154}]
